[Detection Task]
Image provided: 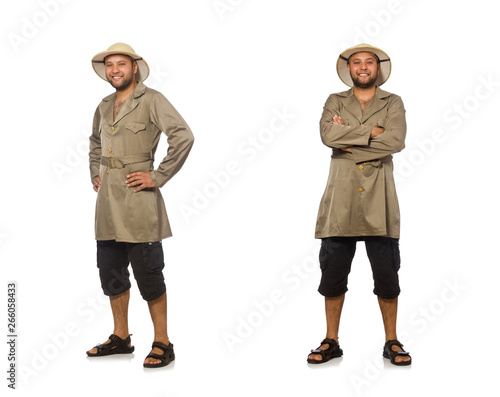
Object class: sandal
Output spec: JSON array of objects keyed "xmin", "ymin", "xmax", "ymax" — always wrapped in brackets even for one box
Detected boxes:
[
  {"xmin": 86, "ymin": 334, "xmax": 134, "ymax": 357},
  {"xmin": 307, "ymin": 338, "xmax": 343, "ymax": 364},
  {"xmin": 383, "ymin": 339, "xmax": 411, "ymax": 366},
  {"xmin": 143, "ymin": 341, "xmax": 175, "ymax": 368}
]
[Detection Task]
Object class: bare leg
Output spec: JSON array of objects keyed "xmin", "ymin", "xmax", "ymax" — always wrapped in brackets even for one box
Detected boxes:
[
  {"xmin": 144, "ymin": 292, "xmax": 170, "ymax": 365},
  {"xmin": 308, "ymin": 294, "xmax": 345, "ymax": 361},
  {"xmin": 377, "ymin": 296, "xmax": 410, "ymax": 363},
  {"xmin": 87, "ymin": 290, "xmax": 131, "ymax": 354}
]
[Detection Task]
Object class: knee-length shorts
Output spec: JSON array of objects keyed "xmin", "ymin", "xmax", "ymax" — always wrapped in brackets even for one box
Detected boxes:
[
  {"xmin": 318, "ymin": 236, "xmax": 401, "ymax": 299},
  {"xmin": 96, "ymin": 240, "xmax": 166, "ymax": 302}
]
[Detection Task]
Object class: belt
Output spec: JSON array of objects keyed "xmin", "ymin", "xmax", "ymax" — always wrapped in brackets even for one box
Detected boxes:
[
  {"xmin": 100, "ymin": 153, "xmax": 153, "ymax": 169},
  {"xmin": 360, "ymin": 155, "xmax": 393, "ymax": 167}
]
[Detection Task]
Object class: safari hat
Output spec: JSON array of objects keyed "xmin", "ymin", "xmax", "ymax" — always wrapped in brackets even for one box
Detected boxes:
[
  {"xmin": 92, "ymin": 42, "xmax": 149, "ymax": 82},
  {"xmin": 336, "ymin": 43, "xmax": 391, "ymax": 87}
]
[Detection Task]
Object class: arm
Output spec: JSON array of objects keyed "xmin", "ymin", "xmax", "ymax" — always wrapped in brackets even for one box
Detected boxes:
[
  {"xmin": 350, "ymin": 95, "xmax": 406, "ymax": 163},
  {"xmin": 149, "ymin": 92, "xmax": 194, "ymax": 188},
  {"xmin": 89, "ymin": 106, "xmax": 102, "ymax": 192},
  {"xmin": 333, "ymin": 116, "xmax": 384, "ymax": 152},
  {"xmin": 320, "ymin": 94, "xmax": 372, "ymax": 148}
]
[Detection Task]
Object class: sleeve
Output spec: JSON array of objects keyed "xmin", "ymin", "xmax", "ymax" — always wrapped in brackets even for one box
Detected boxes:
[
  {"xmin": 350, "ymin": 95, "xmax": 406, "ymax": 163},
  {"xmin": 149, "ymin": 93, "xmax": 194, "ymax": 188},
  {"xmin": 320, "ymin": 94, "xmax": 372, "ymax": 148},
  {"xmin": 89, "ymin": 106, "xmax": 102, "ymax": 184}
]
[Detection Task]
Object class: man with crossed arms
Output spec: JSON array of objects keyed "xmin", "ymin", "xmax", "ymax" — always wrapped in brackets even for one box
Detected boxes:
[{"xmin": 308, "ymin": 44, "xmax": 411, "ymax": 366}]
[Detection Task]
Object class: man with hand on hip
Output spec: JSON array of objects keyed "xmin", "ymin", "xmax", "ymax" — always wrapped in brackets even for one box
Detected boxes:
[{"xmin": 86, "ymin": 43, "xmax": 194, "ymax": 368}]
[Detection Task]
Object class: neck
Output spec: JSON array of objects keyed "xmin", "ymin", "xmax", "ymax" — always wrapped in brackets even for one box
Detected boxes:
[
  {"xmin": 116, "ymin": 80, "xmax": 138, "ymax": 100},
  {"xmin": 352, "ymin": 84, "xmax": 377, "ymax": 99}
]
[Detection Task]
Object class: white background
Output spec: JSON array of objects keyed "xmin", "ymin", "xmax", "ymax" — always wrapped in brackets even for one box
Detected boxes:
[{"xmin": 1, "ymin": 0, "xmax": 499, "ymax": 395}]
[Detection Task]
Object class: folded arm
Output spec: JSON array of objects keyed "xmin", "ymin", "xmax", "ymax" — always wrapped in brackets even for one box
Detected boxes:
[
  {"xmin": 349, "ymin": 95, "xmax": 406, "ymax": 163},
  {"xmin": 320, "ymin": 94, "xmax": 372, "ymax": 148}
]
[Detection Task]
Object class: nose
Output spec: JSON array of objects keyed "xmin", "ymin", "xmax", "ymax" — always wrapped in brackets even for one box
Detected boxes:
[{"xmin": 106, "ymin": 63, "xmax": 119, "ymax": 75}]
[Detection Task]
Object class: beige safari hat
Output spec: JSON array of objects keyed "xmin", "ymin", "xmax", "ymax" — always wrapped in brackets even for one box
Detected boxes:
[
  {"xmin": 92, "ymin": 42, "xmax": 149, "ymax": 82},
  {"xmin": 336, "ymin": 43, "xmax": 391, "ymax": 87}
]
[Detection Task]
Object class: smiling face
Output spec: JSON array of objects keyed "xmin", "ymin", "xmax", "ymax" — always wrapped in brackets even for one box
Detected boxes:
[
  {"xmin": 347, "ymin": 52, "xmax": 380, "ymax": 89},
  {"xmin": 104, "ymin": 54, "xmax": 138, "ymax": 91}
]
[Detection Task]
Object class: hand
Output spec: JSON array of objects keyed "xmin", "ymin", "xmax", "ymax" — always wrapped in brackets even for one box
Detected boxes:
[
  {"xmin": 371, "ymin": 126, "xmax": 385, "ymax": 138},
  {"xmin": 333, "ymin": 115, "xmax": 345, "ymax": 125},
  {"xmin": 126, "ymin": 172, "xmax": 157, "ymax": 192},
  {"xmin": 333, "ymin": 116, "xmax": 351, "ymax": 151},
  {"xmin": 93, "ymin": 175, "xmax": 101, "ymax": 192}
]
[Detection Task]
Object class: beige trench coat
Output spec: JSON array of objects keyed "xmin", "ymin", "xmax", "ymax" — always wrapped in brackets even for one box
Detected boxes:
[
  {"xmin": 89, "ymin": 82, "xmax": 194, "ymax": 243},
  {"xmin": 315, "ymin": 87, "xmax": 406, "ymax": 239}
]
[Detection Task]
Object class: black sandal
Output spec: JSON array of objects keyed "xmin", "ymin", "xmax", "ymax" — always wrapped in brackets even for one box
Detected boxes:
[
  {"xmin": 143, "ymin": 341, "xmax": 175, "ymax": 368},
  {"xmin": 87, "ymin": 334, "xmax": 134, "ymax": 357},
  {"xmin": 383, "ymin": 339, "xmax": 411, "ymax": 366},
  {"xmin": 307, "ymin": 338, "xmax": 343, "ymax": 364}
]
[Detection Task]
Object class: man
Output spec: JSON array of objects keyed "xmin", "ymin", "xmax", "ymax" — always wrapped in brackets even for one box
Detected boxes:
[
  {"xmin": 86, "ymin": 43, "xmax": 194, "ymax": 368},
  {"xmin": 307, "ymin": 44, "xmax": 411, "ymax": 366}
]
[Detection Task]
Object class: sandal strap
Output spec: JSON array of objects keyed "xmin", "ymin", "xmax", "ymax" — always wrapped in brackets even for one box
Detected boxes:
[
  {"xmin": 95, "ymin": 334, "xmax": 131, "ymax": 351},
  {"xmin": 392, "ymin": 351, "xmax": 410, "ymax": 356},
  {"xmin": 315, "ymin": 338, "xmax": 339, "ymax": 351},
  {"xmin": 146, "ymin": 353, "xmax": 165, "ymax": 361},
  {"xmin": 310, "ymin": 338, "xmax": 339, "ymax": 356},
  {"xmin": 146, "ymin": 342, "xmax": 174, "ymax": 364},
  {"xmin": 95, "ymin": 335, "xmax": 120, "ymax": 353},
  {"xmin": 108, "ymin": 334, "xmax": 132, "ymax": 344},
  {"xmin": 321, "ymin": 338, "xmax": 337, "ymax": 345},
  {"xmin": 385, "ymin": 339, "xmax": 410, "ymax": 354},
  {"xmin": 151, "ymin": 341, "xmax": 172, "ymax": 354}
]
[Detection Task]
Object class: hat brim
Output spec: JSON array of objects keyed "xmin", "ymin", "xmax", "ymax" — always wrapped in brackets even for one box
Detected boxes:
[
  {"xmin": 337, "ymin": 45, "xmax": 391, "ymax": 87},
  {"xmin": 92, "ymin": 50, "xmax": 149, "ymax": 82}
]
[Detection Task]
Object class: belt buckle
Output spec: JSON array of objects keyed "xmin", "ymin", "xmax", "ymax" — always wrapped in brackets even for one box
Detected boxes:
[{"xmin": 109, "ymin": 156, "xmax": 116, "ymax": 169}]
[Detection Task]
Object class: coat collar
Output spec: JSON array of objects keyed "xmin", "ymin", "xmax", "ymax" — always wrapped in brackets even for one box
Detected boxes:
[
  {"xmin": 100, "ymin": 82, "xmax": 148, "ymax": 126},
  {"xmin": 337, "ymin": 87, "xmax": 391, "ymax": 123}
]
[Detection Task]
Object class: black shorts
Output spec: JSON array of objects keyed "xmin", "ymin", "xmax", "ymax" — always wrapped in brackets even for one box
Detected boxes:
[
  {"xmin": 318, "ymin": 236, "xmax": 401, "ymax": 299},
  {"xmin": 96, "ymin": 240, "xmax": 166, "ymax": 301}
]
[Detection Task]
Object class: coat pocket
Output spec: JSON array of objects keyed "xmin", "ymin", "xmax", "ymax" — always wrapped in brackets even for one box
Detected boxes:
[{"xmin": 125, "ymin": 122, "xmax": 146, "ymax": 133}]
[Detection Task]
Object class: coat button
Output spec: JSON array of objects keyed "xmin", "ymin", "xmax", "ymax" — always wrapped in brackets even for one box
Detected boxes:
[
  {"xmin": 108, "ymin": 148, "xmax": 112, "ymax": 153},
  {"xmin": 358, "ymin": 188, "xmax": 364, "ymax": 192},
  {"xmin": 111, "ymin": 127, "xmax": 115, "ymax": 131},
  {"xmin": 358, "ymin": 165, "xmax": 364, "ymax": 170},
  {"xmin": 106, "ymin": 170, "xmax": 109, "ymax": 174}
]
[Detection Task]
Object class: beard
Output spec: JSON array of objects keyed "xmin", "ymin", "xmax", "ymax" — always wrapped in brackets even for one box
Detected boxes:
[
  {"xmin": 107, "ymin": 73, "xmax": 135, "ymax": 91},
  {"xmin": 350, "ymin": 72, "xmax": 378, "ymax": 89}
]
